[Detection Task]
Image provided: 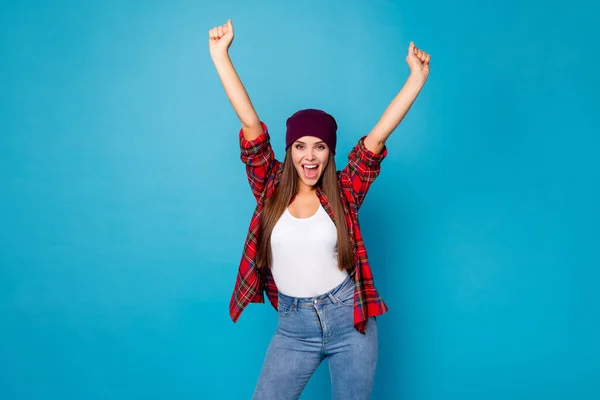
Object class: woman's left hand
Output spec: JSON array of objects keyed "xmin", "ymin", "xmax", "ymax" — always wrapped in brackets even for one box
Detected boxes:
[{"xmin": 406, "ymin": 42, "xmax": 431, "ymax": 80}]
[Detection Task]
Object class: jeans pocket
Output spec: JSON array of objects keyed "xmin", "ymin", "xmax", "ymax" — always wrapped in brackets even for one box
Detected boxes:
[
  {"xmin": 337, "ymin": 288, "xmax": 355, "ymax": 308},
  {"xmin": 278, "ymin": 303, "xmax": 294, "ymax": 317}
]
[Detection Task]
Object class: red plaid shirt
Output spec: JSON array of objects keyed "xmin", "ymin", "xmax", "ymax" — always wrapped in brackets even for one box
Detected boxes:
[{"xmin": 229, "ymin": 122, "xmax": 388, "ymax": 333}]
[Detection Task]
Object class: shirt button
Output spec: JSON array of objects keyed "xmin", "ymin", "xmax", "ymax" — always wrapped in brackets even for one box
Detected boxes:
[{"xmin": 313, "ymin": 299, "xmax": 317, "ymax": 304}]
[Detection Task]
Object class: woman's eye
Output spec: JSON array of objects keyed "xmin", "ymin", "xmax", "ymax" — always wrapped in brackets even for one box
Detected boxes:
[
  {"xmin": 317, "ymin": 145, "xmax": 326, "ymax": 150},
  {"xmin": 295, "ymin": 144, "xmax": 304, "ymax": 150}
]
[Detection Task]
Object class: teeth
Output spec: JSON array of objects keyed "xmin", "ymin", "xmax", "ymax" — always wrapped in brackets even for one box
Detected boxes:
[{"xmin": 304, "ymin": 165, "xmax": 317, "ymax": 169}]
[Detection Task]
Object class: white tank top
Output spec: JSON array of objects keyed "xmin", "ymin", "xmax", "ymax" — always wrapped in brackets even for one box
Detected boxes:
[{"xmin": 270, "ymin": 204, "xmax": 349, "ymax": 297}]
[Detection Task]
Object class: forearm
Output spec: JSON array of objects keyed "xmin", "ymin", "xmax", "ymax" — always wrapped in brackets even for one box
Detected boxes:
[
  {"xmin": 212, "ymin": 52, "xmax": 262, "ymax": 140},
  {"xmin": 364, "ymin": 72, "xmax": 427, "ymax": 153}
]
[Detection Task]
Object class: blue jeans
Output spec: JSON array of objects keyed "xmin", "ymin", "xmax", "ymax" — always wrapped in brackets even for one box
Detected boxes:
[{"xmin": 253, "ymin": 275, "xmax": 378, "ymax": 400}]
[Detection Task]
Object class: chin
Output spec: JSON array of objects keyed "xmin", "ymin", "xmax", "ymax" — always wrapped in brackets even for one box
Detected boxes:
[{"xmin": 301, "ymin": 177, "xmax": 320, "ymax": 187}]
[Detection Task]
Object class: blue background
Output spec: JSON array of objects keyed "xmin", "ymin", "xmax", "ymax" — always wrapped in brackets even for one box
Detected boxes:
[{"xmin": 1, "ymin": 0, "xmax": 598, "ymax": 399}]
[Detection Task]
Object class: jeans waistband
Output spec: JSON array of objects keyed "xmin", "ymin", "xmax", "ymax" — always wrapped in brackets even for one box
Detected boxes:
[{"xmin": 278, "ymin": 274, "xmax": 355, "ymax": 309}]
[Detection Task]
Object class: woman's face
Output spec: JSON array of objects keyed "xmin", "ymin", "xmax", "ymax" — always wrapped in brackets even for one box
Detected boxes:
[{"xmin": 290, "ymin": 136, "xmax": 330, "ymax": 188}]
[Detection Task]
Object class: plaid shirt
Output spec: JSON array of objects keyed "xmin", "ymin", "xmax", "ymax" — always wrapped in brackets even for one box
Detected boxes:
[{"xmin": 229, "ymin": 122, "xmax": 388, "ymax": 333}]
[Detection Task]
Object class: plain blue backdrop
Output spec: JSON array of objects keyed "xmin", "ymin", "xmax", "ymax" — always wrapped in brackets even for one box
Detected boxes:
[{"xmin": 1, "ymin": 0, "xmax": 598, "ymax": 399}]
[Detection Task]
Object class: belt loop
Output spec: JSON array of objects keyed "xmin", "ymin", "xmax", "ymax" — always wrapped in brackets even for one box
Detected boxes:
[
  {"xmin": 293, "ymin": 297, "xmax": 298, "ymax": 310},
  {"xmin": 327, "ymin": 292, "xmax": 338, "ymax": 304}
]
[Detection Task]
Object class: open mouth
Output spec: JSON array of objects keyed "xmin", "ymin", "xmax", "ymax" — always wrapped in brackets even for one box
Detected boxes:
[{"xmin": 302, "ymin": 164, "xmax": 319, "ymax": 179}]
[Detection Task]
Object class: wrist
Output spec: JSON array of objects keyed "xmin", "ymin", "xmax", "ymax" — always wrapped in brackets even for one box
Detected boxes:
[
  {"xmin": 211, "ymin": 50, "xmax": 230, "ymax": 63},
  {"xmin": 408, "ymin": 70, "xmax": 427, "ymax": 84}
]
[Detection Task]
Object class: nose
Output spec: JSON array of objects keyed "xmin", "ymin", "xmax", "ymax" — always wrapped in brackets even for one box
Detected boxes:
[{"xmin": 306, "ymin": 148, "xmax": 316, "ymax": 160}]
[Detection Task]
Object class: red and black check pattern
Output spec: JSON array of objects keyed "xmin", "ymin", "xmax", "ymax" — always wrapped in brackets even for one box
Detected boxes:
[{"xmin": 229, "ymin": 122, "xmax": 388, "ymax": 333}]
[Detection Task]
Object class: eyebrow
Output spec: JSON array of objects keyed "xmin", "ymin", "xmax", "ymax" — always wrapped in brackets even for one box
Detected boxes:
[{"xmin": 295, "ymin": 140, "xmax": 326, "ymax": 145}]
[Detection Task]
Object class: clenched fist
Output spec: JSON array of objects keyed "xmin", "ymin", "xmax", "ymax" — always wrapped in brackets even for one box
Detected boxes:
[
  {"xmin": 209, "ymin": 19, "xmax": 234, "ymax": 58},
  {"xmin": 407, "ymin": 42, "xmax": 431, "ymax": 80}
]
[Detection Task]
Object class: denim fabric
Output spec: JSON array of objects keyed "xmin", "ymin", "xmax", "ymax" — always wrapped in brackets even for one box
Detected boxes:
[{"xmin": 252, "ymin": 275, "xmax": 378, "ymax": 400}]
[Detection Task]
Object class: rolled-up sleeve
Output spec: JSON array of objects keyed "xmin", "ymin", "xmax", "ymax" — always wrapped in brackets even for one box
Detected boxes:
[
  {"xmin": 339, "ymin": 136, "xmax": 388, "ymax": 209},
  {"xmin": 239, "ymin": 122, "xmax": 278, "ymax": 201}
]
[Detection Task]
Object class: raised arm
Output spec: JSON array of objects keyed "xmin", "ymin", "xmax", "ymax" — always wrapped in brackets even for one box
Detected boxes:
[
  {"xmin": 364, "ymin": 42, "xmax": 431, "ymax": 154},
  {"xmin": 209, "ymin": 19, "xmax": 263, "ymax": 140}
]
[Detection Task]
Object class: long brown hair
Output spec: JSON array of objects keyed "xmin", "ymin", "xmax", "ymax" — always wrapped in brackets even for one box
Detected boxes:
[{"xmin": 256, "ymin": 148, "xmax": 354, "ymax": 271}]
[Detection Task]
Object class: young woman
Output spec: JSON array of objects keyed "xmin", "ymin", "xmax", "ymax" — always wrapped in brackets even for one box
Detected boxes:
[{"xmin": 209, "ymin": 19, "xmax": 430, "ymax": 400}]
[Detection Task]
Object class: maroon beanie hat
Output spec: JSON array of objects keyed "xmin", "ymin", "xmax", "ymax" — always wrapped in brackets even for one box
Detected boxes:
[{"xmin": 285, "ymin": 109, "xmax": 338, "ymax": 155}]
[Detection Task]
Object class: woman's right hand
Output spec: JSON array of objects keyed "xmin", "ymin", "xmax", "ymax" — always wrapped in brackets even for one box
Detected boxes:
[{"xmin": 208, "ymin": 19, "xmax": 234, "ymax": 58}]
